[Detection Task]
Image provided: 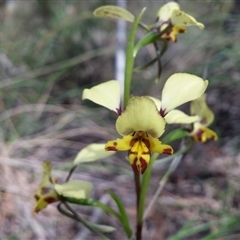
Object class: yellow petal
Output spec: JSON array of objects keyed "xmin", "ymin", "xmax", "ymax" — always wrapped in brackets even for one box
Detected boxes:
[
  {"xmin": 82, "ymin": 80, "xmax": 121, "ymax": 113},
  {"xmin": 190, "ymin": 94, "xmax": 214, "ymax": 126},
  {"xmin": 191, "ymin": 123, "xmax": 218, "ymax": 142},
  {"xmin": 148, "ymin": 136, "xmax": 173, "ymax": 155},
  {"xmin": 55, "ymin": 180, "xmax": 93, "ymax": 199},
  {"xmin": 105, "ymin": 135, "xmax": 133, "ymax": 151},
  {"xmin": 161, "ymin": 73, "xmax": 208, "ymax": 114},
  {"xmin": 128, "ymin": 139, "xmax": 150, "ymax": 174},
  {"xmin": 33, "ymin": 161, "xmax": 58, "ymax": 214},
  {"xmin": 33, "ymin": 190, "xmax": 59, "ymax": 214},
  {"xmin": 93, "ymin": 5, "xmax": 134, "ymax": 22},
  {"xmin": 156, "ymin": 2, "xmax": 180, "ymax": 22},
  {"xmin": 73, "ymin": 143, "xmax": 115, "ymax": 166},
  {"xmin": 35, "ymin": 161, "xmax": 55, "ymax": 198},
  {"xmin": 116, "ymin": 96, "xmax": 166, "ymax": 138},
  {"xmin": 165, "ymin": 109, "xmax": 200, "ymax": 124},
  {"xmin": 167, "ymin": 26, "xmax": 186, "ymax": 42},
  {"xmin": 171, "ymin": 9, "xmax": 204, "ymax": 29}
]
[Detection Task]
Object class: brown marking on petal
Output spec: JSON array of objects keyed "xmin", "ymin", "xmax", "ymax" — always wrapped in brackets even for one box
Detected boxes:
[
  {"xmin": 45, "ymin": 196, "xmax": 57, "ymax": 204},
  {"xmin": 129, "ymin": 150, "xmax": 137, "ymax": 155},
  {"xmin": 131, "ymin": 157, "xmax": 148, "ymax": 174},
  {"xmin": 131, "ymin": 157, "xmax": 139, "ymax": 173},
  {"xmin": 105, "ymin": 146, "xmax": 117, "ymax": 151},
  {"xmin": 34, "ymin": 194, "xmax": 40, "ymax": 201},
  {"xmin": 179, "ymin": 29, "xmax": 186, "ymax": 33},
  {"xmin": 195, "ymin": 129, "xmax": 204, "ymax": 142},
  {"xmin": 130, "ymin": 138, "xmax": 137, "ymax": 147},
  {"xmin": 139, "ymin": 157, "xmax": 148, "ymax": 174},
  {"xmin": 142, "ymin": 138, "xmax": 150, "ymax": 149},
  {"xmin": 163, "ymin": 148, "xmax": 173, "ymax": 155},
  {"xmin": 160, "ymin": 108, "xmax": 166, "ymax": 117},
  {"xmin": 113, "ymin": 142, "xmax": 117, "ymax": 146},
  {"xmin": 116, "ymin": 107, "xmax": 122, "ymax": 115},
  {"xmin": 41, "ymin": 187, "xmax": 50, "ymax": 195},
  {"xmin": 142, "ymin": 151, "xmax": 150, "ymax": 155}
]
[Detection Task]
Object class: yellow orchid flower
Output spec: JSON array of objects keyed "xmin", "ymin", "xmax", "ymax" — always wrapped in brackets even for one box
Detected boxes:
[
  {"xmin": 82, "ymin": 73, "xmax": 208, "ymax": 173},
  {"xmin": 189, "ymin": 94, "xmax": 218, "ymax": 142},
  {"xmin": 155, "ymin": 2, "xmax": 204, "ymax": 42},
  {"xmin": 105, "ymin": 96, "xmax": 173, "ymax": 174},
  {"xmin": 33, "ymin": 161, "xmax": 93, "ymax": 214}
]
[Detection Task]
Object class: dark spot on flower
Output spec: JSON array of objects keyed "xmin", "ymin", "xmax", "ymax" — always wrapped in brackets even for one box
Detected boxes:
[
  {"xmin": 106, "ymin": 146, "xmax": 117, "ymax": 151},
  {"xmin": 41, "ymin": 187, "xmax": 50, "ymax": 195},
  {"xmin": 34, "ymin": 194, "xmax": 40, "ymax": 201},
  {"xmin": 45, "ymin": 196, "xmax": 57, "ymax": 204},
  {"xmin": 131, "ymin": 157, "xmax": 148, "ymax": 174},
  {"xmin": 163, "ymin": 148, "xmax": 173, "ymax": 155},
  {"xmin": 160, "ymin": 108, "xmax": 166, "ymax": 117}
]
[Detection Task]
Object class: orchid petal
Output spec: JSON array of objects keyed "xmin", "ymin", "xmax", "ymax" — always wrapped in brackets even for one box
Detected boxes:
[
  {"xmin": 161, "ymin": 73, "xmax": 208, "ymax": 114},
  {"xmin": 190, "ymin": 94, "xmax": 214, "ymax": 126},
  {"xmin": 128, "ymin": 140, "xmax": 150, "ymax": 174},
  {"xmin": 156, "ymin": 2, "xmax": 180, "ymax": 22},
  {"xmin": 93, "ymin": 5, "xmax": 135, "ymax": 22},
  {"xmin": 116, "ymin": 96, "xmax": 166, "ymax": 138},
  {"xmin": 105, "ymin": 135, "xmax": 133, "ymax": 151},
  {"xmin": 82, "ymin": 80, "xmax": 121, "ymax": 113},
  {"xmin": 165, "ymin": 109, "xmax": 200, "ymax": 124},
  {"xmin": 171, "ymin": 9, "xmax": 204, "ymax": 29},
  {"xmin": 73, "ymin": 143, "xmax": 115, "ymax": 166},
  {"xmin": 55, "ymin": 180, "xmax": 93, "ymax": 199},
  {"xmin": 148, "ymin": 136, "xmax": 173, "ymax": 155},
  {"xmin": 191, "ymin": 123, "xmax": 218, "ymax": 142},
  {"xmin": 33, "ymin": 161, "xmax": 58, "ymax": 214}
]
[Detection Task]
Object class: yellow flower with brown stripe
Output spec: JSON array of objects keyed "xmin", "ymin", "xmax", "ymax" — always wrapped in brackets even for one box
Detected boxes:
[
  {"xmin": 82, "ymin": 73, "xmax": 208, "ymax": 173},
  {"xmin": 155, "ymin": 2, "xmax": 204, "ymax": 42},
  {"xmin": 190, "ymin": 94, "xmax": 218, "ymax": 142},
  {"xmin": 105, "ymin": 96, "xmax": 173, "ymax": 174}
]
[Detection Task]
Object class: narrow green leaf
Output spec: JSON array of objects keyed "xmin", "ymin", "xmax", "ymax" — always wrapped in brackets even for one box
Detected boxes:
[
  {"xmin": 90, "ymin": 223, "xmax": 116, "ymax": 233},
  {"xmin": 93, "ymin": 5, "xmax": 134, "ymax": 22},
  {"xmin": 65, "ymin": 197, "xmax": 121, "ymax": 221},
  {"xmin": 124, "ymin": 7, "xmax": 146, "ymax": 107},
  {"xmin": 133, "ymin": 31, "xmax": 160, "ymax": 57},
  {"xmin": 162, "ymin": 129, "xmax": 188, "ymax": 144},
  {"xmin": 134, "ymin": 57, "xmax": 158, "ymax": 72},
  {"xmin": 107, "ymin": 190, "xmax": 132, "ymax": 238},
  {"xmin": 167, "ymin": 219, "xmax": 231, "ymax": 240}
]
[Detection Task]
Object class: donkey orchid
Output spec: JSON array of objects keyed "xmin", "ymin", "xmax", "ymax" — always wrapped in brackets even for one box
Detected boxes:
[
  {"xmin": 34, "ymin": 161, "xmax": 93, "ymax": 214},
  {"xmin": 155, "ymin": 1, "xmax": 204, "ymax": 42},
  {"xmin": 189, "ymin": 94, "xmax": 218, "ymax": 142},
  {"xmin": 105, "ymin": 96, "xmax": 173, "ymax": 174},
  {"xmin": 82, "ymin": 73, "xmax": 208, "ymax": 173}
]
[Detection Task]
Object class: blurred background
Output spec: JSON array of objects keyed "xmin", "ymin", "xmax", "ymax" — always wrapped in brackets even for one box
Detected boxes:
[{"xmin": 0, "ymin": 0, "xmax": 240, "ymax": 239}]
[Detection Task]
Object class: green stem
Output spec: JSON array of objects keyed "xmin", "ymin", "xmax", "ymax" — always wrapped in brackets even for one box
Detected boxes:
[
  {"xmin": 139, "ymin": 22, "xmax": 150, "ymax": 31},
  {"xmin": 62, "ymin": 201, "xmax": 109, "ymax": 240},
  {"xmin": 65, "ymin": 165, "xmax": 77, "ymax": 182},
  {"xmin": 135, "ymin": 152, "xmax": 159, "ymax": 239},
  {"xmin": 124, "ymin": 8, "xmax": 146, "ymax": 107}
]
